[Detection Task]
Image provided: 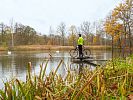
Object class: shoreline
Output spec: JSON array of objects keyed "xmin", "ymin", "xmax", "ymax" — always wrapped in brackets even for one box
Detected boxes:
[{"xmin": 0, "ymin": 45, "xmax": 111, "ymax": 51}]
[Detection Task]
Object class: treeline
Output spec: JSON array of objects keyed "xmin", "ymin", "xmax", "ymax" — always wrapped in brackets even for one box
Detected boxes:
[{"xmin": 0, "ymin": 21, "xmax": 108, "ymax": 47}]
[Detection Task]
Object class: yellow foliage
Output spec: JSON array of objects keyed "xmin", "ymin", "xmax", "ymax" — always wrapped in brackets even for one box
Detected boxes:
[
  {"xmin": 104, "ymin": 2, "xmax": 124, "ymax": 39},
  {"xmin": 104, "ymin": 0, "xmax": 132, "ymax": 46},
  {"xmin": 68, "ymin": 33, "xmax": 77, "ymax": 45},
  {"xmin": 93, "ymin": 36, "xmax": 97, "ymax": 44}
]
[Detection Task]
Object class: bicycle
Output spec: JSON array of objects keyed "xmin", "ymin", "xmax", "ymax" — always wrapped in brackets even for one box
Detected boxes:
[{"xmin": 69, "ymin": 45, "xmax": 91, "ymax": 58}]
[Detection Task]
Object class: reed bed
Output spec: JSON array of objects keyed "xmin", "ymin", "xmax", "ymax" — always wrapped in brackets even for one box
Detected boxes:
[{"xmin": 0, "ymin": 56, "xmax": 133, "ymax": 100}]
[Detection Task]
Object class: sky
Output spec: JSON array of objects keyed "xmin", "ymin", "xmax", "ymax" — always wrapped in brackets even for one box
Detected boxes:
[{"xmin": 0, "ymin": 0, "xmax": 123, "ymax": 34}]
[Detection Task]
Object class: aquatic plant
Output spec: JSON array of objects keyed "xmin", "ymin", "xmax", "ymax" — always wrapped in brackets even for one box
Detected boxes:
[{"xmin": 0, "ymin": 56, "xmax": 133, "ymax": 100}]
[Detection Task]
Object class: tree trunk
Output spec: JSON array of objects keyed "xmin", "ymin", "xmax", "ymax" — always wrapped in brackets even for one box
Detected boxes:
[
  {"xmin": 128, "ymin": 26, "xmax": 132, "ymax": 55},
  {"xmin": 112, "ymin": 36, "xmax": 114, "ymax": 59}
]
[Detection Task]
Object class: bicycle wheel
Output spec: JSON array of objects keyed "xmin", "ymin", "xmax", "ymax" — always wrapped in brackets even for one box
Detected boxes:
[
  {"xmin": 69, "ymin": 49, "xmax": 78, "ymax": 58},
  {"xmin": 83, "ymin": 49, "xmax": 91, "ymax": 57}
]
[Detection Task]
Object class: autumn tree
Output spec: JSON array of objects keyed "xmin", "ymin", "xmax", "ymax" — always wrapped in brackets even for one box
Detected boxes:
[
  {"xmin": 68, "ymin": 25, "xmax": 77, "ymax": 46},
  {"xmin": 104, "ymin": 0, "xmax": 133, "ymax": 57},
  {"xmin": 112, "ymin": 0, "xmax": 133, "ymax": 54},
  {"xmin": 14, "ymin": 23, "xmax": 37, "ymax": 45},
  {"xmin": 105, "ymin": 12, "xmax": 124, "ymax": 58}
]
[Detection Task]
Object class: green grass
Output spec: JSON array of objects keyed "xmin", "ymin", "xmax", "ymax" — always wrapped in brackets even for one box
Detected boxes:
[{"xmin": 0, "ymin": 56, "xmax": 133, "ymax": 100}]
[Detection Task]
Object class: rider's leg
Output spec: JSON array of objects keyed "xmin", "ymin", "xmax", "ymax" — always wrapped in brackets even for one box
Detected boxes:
[{"xmin": 78, "ymin": 45, "xmax": 82, "ymax": 57}]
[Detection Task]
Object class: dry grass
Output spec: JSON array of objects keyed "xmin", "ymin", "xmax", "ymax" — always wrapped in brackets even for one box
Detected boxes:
[
  {"xmin": 0, "ymin": 47, "xmax": 7, "ymax": 51},
  {"xmin": 0, "ymin": 45, "xmax": 111, "ymax": 51},
  {"xmin": 0, "ymin": 56, "xmax": 133, "ymax": 99}
]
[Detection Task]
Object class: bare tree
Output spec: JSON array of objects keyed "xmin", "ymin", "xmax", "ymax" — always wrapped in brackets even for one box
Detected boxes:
[
  {"xmin": 57, "ymin": 22, "xmax": 66, "ymax": 46},
  {"xmin": 80, "ymin": 21, "xmax": 92, "ymax": 45},
  {"xmin": 0, "ymin": 23, "xmax": 5, "ymax": 45},
  {"xmin": 9, "ymin": 18, "xmax": 14, "ymax": 48},
  {"xmin": 68, "ymin": 25, "xmax": 78, "ymax": 46},
  {"xmin": 0, "ymin": 23, "xmax": 11, "ymax": 46},
  {"xmin": 48, "ymin": 26, "xmax": 55, "ymax": 45},
  {"xmin": 93, "ymin": 20, "xmax": 105, "ymax": 45}
]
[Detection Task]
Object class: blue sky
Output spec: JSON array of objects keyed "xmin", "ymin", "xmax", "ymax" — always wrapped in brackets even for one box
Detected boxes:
[{"xmin": 0, "ymin": 0, "xmax": 122, "ymax": 34}]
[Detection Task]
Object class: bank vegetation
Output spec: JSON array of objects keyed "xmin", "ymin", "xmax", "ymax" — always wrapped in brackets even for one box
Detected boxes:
[{"xmin": 0, "ymin": 55, "xmax": 133, "ymax": 99}]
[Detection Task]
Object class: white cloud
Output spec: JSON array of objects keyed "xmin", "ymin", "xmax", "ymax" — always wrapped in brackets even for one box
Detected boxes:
[{"xmin": 0, "ymin": 0, "xmax": 122, "ymax": 34}]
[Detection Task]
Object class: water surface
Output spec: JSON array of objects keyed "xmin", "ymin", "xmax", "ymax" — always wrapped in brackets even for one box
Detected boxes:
[{"xmin": 0, "ymin": 50, "xmax": 112, "ymax": 88}]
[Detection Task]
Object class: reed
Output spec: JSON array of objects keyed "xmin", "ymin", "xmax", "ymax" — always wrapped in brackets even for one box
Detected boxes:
[{"xmin": 0, "ymin": 56, "xmax": 133, "ymax": 99}]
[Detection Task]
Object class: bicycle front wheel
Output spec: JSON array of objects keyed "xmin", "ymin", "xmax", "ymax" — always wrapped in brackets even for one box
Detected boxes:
[{"xmin": 69, "ymin": 49, "xmax": 78, "ymax": 58}]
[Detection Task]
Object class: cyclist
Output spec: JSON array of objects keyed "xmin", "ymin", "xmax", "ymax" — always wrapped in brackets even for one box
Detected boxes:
[{"xmin": 77, "ymin": 34, "xmax": 84, "ymax": 57}]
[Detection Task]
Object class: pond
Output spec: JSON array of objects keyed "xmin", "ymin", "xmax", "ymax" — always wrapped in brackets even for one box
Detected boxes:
[{"xmin": 0, "ymin": 50, "xmax": 112, "ymax": 88}]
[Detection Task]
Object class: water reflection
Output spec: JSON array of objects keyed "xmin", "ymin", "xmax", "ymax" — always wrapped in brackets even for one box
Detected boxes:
[
  {"xmin": 79, "ymin": 62, "xmax": 83, "ymax": 74},
  {"xmin": 0, "ymin": 50, "xmax": 112, "ymax": 88},
  {"xmin": 69, "ymin": 60, "xmax": 95, "ymax": 75}
]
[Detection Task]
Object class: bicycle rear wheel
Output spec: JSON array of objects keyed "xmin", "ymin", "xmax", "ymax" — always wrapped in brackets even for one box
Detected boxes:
[
  {"xmin": 69, "ymin": 49, "xmax": 78, "ymax": 58},
  {"xmin": 83, "ymin": 49, "xmax": 91, "ymax": 57}
]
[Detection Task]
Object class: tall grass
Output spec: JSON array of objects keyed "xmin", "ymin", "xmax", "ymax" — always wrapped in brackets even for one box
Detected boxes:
[{"xmin": 0, "ymin": 56, "xmax": 133, "ymax": 100}]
